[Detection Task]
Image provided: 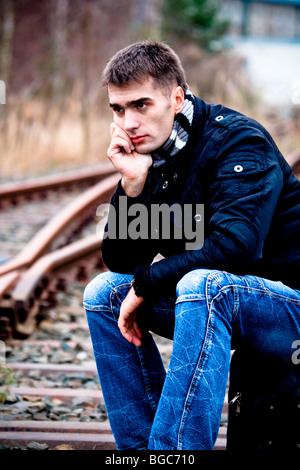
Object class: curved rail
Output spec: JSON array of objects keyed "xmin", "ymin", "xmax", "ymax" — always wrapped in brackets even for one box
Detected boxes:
[
  {"xmin": 0, "ymin": 173, "xmax": 119, "ymax": 277},
  {"xmin": 0, "ymin": 171, "xmax": 119, "ymax": 339},
  {"xmin": 11, "ymin": 234, "xmax": 102, "ymax": 338}
]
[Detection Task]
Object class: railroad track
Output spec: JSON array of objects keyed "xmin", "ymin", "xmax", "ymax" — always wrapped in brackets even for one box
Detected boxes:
[
  {"xmin": 0, "ymin": 163, "xmax": 116, "ymax": 209},
  {"xmin": 0, "ymin": 165, "xmax": 120, "ymax": 340},
  {"xmin": 0, "ymin": 165, "xmax": 122, "ymax": 450},
  {"xmin": 0, "ymin": 279, "xmax": 227, "ymax": 450},
  {"xmin": 0, "ymin": 344, "xmax": 228, "ymax": 450},
  {"xmin": 0, "ymin": 363, "xmax": 228, "ymax": 450}
]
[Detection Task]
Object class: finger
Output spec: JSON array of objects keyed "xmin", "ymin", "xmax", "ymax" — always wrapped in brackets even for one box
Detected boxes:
[
  {"xmin": 133, "ymin": 320, "xmax": 142, "ymax": 340},
  {"xmin": 126, "ymin": 331, "xmax": 142, "ymax": 347},
  {"xmin": 110, "ymin": 124, "xmax": 135, "ymax": 151},
  {"xmin": 108, "ymin": 137, "xmax": 133, "ymax": 156},
  {"xmin": 119, "ymin": 323, "xmax": 142, "ymax": 347},
  {"xmin": 110, "ymin": 122, "xmax": 116, "ymax": 137},
  {"xmin": 113, "ymin": 136, "xmax": 134, "ymax": 155},
  {"xmin": 118, "ymin": 315, "xmax": 142, "ymax": 346}
]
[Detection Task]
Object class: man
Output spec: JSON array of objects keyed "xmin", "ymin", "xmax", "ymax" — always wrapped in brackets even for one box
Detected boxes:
[{"xmin": 83, "ymin": 41, "xmax": 300, "ymax": 450}]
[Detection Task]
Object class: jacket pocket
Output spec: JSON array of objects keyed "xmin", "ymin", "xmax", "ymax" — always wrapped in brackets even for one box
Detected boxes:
[
  {"xmin": 216, "ymin": 154, "xmax": 259, "ymax": 178},
  {"xmin": 211, "ymin": 155, "xmax": 264, "ymax": 200}
]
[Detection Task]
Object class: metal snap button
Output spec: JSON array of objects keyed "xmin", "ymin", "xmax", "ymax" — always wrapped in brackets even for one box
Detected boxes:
[
  {"xmin": 215, "ymin": 115, "xmax": 224, "ymax": 121},
  {"xmin": 234, "ymin": 165, "xmax": 243, "ymax": 173},
  {"xmin": 194, "ymin": 214, "xmax": 202, "ymax": 222},
  {"xmin": 162, "ymin": 181, "xmax": 168, "ymax": 189}
]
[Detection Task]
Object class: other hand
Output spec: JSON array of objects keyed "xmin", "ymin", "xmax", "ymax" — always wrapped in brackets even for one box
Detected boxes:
[{"xmin": 118, "ymin": 287, "xmax": 145, "ymax": 347}]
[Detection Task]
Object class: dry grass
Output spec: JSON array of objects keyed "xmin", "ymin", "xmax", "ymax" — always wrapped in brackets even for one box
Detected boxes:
[
  {"xmin": 0, "ymin": 96, "xmax": 111, "ymax": 181},
  {"xmin": 1, "ymin": 51, "xmax": 299, "ymax": 181}
]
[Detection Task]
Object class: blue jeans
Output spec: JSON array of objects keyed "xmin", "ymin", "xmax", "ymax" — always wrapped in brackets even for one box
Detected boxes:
[{"xmin": 83, "ymin": 269, "xmax": 300, "ymax": 450}]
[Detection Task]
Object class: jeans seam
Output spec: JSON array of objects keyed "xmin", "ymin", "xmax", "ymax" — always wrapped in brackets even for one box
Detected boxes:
[
  {"xmin": 177, "ymin": 275, "xmax": 234, "ymax": 449},
  {"xmin": 110, "ymin": 281, "xmax": 158, "ymax": 416},
  {"xmin": 110, "ymin": 282, "xmax": 132, "ymax": 320},
  {"xmin": 228, "ymin": 284, "xmax": 300, "ymax": 305},
  {"xmin": 83, "ymin": 303, "xmax": 111, "ymax": 312},
  {"xmin": 136, "ymin": 347, "xmax": 159, "ymax": 416},
  {"xmin": 211, "ymin": 285, "xmax": 240, "ymax": 321},
  {"xmin": 175, "ymin": 295, "xmax": 206, "ymax": 303},
  {"xmin": 177, "ymin": 303, "xmax": 214, "ymax": 449}
]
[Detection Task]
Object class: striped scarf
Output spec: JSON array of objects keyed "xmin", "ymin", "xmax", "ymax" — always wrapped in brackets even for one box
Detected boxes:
[{"xmin": 152, "ymin": 90, "xmax": 194, "ymax": 168}]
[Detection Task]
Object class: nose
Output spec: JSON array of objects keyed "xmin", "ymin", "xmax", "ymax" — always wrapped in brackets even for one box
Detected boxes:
[{"xmin": 123, "ymin": 111, "xmax": 139, "ymax": 133}]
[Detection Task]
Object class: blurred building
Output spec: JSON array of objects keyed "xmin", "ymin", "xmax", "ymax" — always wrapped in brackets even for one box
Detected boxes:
[
  {"xmin": 220, "ymin": 0, "xmax": 300, "ymax": 39},
  {"xmin": 217, "ymin": 1, "xmax": 300, "ymax": 107}
]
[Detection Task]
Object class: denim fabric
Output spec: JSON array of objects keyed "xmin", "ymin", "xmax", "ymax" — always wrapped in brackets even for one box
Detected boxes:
[{"xmin": 83, "ymin": 269, "xmax": 300, "ymax": 450}]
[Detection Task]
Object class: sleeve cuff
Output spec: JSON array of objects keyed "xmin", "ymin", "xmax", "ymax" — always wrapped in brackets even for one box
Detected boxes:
[{"xmin": 133, "ymin": 265, "xmax": 152, "ymax": 299}]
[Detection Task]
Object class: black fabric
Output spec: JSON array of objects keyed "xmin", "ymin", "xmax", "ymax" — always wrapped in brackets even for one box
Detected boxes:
[{"xmin": 227, "ymin": 349, "xmax": 300, "ymax": 451}]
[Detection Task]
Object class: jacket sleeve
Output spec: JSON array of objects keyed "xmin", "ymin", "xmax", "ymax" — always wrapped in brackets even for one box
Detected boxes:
[
  {"xmin": 101, "ymin": 180, "xmax": 158, "ymax": 273},
  {"xmin": 133, "ymin": 128, "xmax": 284, "ymax": 299}
]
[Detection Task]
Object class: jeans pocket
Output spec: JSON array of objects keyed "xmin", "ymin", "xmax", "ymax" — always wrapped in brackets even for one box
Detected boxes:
[{"xmin": 110, "ymin": 283, "xmax": 131, "ymax": 321}]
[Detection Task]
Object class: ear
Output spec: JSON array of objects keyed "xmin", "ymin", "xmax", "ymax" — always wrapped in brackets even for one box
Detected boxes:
[{"xmin": 173, "ymin": 86, "xmax": 185, "ymax": 114}]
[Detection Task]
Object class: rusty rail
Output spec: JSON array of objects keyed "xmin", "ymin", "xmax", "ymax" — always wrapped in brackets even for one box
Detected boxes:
[
  {"xmin": 0, "ymin": 163, "xmax": 115, "ymax": 203},
  {"xmin": 11, "ymin": 234, "xmax": 102, "ymax": 337},
  {"xmin": 0, "ymin": 360, "xmax": 228, "ymax": 450},
  {"xmin": 0, "ymin": 420, "xmax": 116, "ymax": 450},
  {"xmin": 0, "ymin": 173, "xmax": 119, "ymax": 278},
  {"xmin": 0, "ymin": 170, "xmax": 119, "ymax": 339}
]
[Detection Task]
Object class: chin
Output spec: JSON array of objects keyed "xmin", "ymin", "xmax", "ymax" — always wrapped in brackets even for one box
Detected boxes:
[{"xmin": 135, "ymin": 144, "xmax": 156, "ymax": 154}]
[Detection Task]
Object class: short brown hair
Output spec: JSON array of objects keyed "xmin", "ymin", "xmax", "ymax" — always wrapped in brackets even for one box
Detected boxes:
[{"xmin": 102, "ymin": 40, "xmax": 188, "ymax": 93}]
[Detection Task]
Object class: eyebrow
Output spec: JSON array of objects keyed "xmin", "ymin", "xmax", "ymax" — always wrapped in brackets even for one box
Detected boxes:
[{"xmin": 109, "ymin": 97, "xmax": 153, "ymax": 109}]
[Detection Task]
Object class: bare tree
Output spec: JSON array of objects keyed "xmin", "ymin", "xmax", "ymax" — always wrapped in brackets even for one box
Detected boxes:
[
  {"xmin": 50, "ymin": 0, "xmax": 68, "ymax": 97},
  {"xmin": 0, "ymin": 0, "xmax": 15, "ymax": 85},
  {"xmin": 0, "ymin": 0, "xmax": 15, "ymax": 126}
]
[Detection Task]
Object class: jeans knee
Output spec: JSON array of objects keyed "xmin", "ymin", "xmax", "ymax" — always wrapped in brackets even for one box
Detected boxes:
[
  {"xmin": 176, "ymin": 268, "xmax": 234, "ymax": 303},
  {"xmin": 83, "ymin": 272, "xmax": 108, "ymax": 310},
  {"xmin": 83, "ymin": 271, "xmax": 133, "ymax": 312},
  {"xmin": 176, "ymin": 269, "xmax": 216, "ymax": 299}
]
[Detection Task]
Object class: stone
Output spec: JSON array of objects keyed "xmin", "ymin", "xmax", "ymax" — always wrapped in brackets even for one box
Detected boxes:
[
  {"xmin": 54, "ymin": 444, "xmax": 75, "ymax": 450},
  {"xmin": 27, "ymin": 441, "xmax": 49, "ymax": 450}
]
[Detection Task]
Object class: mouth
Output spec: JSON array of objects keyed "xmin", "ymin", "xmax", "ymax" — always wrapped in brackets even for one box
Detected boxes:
[{"xmin": 131, "ymin": 135, "xmax": 147, "ymax": 144}]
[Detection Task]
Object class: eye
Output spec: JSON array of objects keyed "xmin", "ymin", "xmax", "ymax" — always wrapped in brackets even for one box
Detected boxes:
[
  {"xmin": 112, "ymin": 105, "xmax": 124, "ymax": 114},
  {"xmin": 136, "ymin": 102, "xmax": 147, "ymax": 110}
]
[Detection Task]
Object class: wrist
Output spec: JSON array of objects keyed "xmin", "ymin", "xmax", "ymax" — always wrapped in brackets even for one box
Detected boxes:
[{"xmin": 121, "ymin": 176, "xmax": 147, "ymax": 197}]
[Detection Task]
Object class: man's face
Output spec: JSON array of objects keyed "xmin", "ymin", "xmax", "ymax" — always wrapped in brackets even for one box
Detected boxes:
[{"xmin": 108, "ymin": 78, "xmax": 184, "ymax": 154}]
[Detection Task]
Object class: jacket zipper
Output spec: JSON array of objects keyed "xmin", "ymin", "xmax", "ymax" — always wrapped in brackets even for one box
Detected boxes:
[{"xmin": 229, "ymin": 391, "xmax": 242, "ymax": 416}]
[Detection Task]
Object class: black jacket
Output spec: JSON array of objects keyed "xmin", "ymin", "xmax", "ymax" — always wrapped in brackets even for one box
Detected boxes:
[{"xmin": 102, "ymin": 96, "xmax": 300, "ymax": 298}]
